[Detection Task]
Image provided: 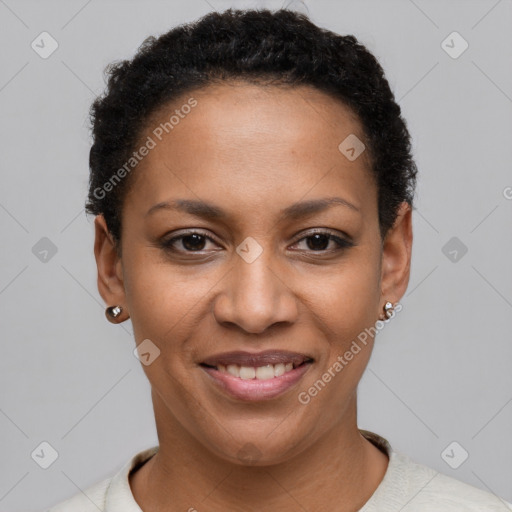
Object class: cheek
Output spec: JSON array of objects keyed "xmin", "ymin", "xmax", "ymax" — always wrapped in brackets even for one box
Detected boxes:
[
  {"xmin": 122, "ymin": 247, "xmax": 224, "ymax": 361},
  {"xmin": 309, "ymin": 248, "xmax": 381, "ymax": 384},
  {"xmin": 309, "ymin": 251, "xmax": 380, "ymax": 333},
  {"xmin": 126, "ymin": 270, "xmax": 206, "ymax": 340}
]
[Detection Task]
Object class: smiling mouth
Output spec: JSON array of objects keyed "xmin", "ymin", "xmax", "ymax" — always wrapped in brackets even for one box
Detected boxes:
[
  {"xmin": 199, "ymin": 351, "xmax": 314, "ymax": 401},
  {"xmin": 199, "ymin": 349, "xmax": 314, "ymax": 383},
  {"xmin": 200, "ymin": 360, "xmax": 312, "ymax": 380}
]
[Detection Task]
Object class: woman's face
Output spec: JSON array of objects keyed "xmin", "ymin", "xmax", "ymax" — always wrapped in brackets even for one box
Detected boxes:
[{"xmin": 95, "ymin": 82, "xmax": 412, "ymax": 464}]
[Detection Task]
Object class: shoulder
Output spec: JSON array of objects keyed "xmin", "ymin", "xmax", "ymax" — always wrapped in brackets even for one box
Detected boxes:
[
  {"xmin": 360, "ymin": 430, "xmax": 512, "ymax": 511},
  {"xmin": 46, "ymin": 445, "xmax": 159, "ymax": 511},
  {"xmin": 390, "ymin": 450, "xmax": 512, "ymax": 511},
  {"xmin": 47, "ymin": 476, "xmax": 111, "ymax": 511}
]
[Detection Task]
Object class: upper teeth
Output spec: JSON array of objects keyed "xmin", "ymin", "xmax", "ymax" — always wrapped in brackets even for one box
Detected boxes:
[{"xmin": 217, "ymin": 363, "xmax": 294, "ymax": 380}]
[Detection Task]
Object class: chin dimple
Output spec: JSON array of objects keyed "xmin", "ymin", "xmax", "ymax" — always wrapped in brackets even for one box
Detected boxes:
[{"xmin": 217, "ymin": 362, "xmax": 295, "ymax": 380}]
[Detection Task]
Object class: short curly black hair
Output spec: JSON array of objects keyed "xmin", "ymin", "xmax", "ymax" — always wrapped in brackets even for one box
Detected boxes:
[{"xmin": 86, "ymin": 8, "xmax": 417, "ymax": 247}]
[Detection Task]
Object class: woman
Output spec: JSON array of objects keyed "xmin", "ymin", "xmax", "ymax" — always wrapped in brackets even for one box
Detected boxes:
[{"xmin": 48, "ymin": 8, "xmax": 512, "ymax": 511}]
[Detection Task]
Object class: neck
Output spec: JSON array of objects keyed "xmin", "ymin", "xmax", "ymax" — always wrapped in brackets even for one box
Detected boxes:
[{"xmin": 130, "ymin": 392, "xmax": 388, "ymax": 512}]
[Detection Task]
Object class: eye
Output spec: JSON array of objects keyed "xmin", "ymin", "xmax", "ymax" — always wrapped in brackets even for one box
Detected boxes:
[
  {"xmin": 160, "ymin": 230, "xmax": 219, "ymax": 253},
  {"xmin": 289, "ymin": 230, "xmax": 353, "ymax": 253},
  {"xmin": 160, "ymin": 229, "xmax": 353, "ymax": 256}
]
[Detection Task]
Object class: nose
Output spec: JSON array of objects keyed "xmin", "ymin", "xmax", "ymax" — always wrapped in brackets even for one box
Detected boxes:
[{"xmin": 212, "ymin": 247, "xmax": 299, "ymax": 334}]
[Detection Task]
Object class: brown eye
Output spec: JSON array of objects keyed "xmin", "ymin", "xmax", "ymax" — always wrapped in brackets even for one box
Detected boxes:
[
  {"xmin": 160, "ymin": 229, "xmax": 353, "ymax": 257},
  {"xmin": 161, "ymin": 230, "xmax": 218, "ymax": 253},
  {"xmin": 290, "ymin": 230, "xmax": 353, "ymax": 253},
  {"xmin": 180, "ymin": 233, "xmax": 207, "ymax": 251},
  {"xmin": 305, "ymin": 233, "xmax": 331, "ymax": 251}
]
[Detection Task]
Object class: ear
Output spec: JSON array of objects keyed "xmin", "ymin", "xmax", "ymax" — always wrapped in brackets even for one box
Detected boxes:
[
  {"xmin": 94, "ymin": 215, "xmax": 127, "ymax": 311},
  {"xmin": 380, "ymin": 201, "xmax": 413, "ymax": 306}
]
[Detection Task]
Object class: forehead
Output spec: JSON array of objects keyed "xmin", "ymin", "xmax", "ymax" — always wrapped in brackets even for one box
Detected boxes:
[
  {"xmin": 125, "ymin": 81, "xmax": 376, "ymax": 221},
  {"xmin": 146, "ymin": 81, "xmax": 367, "ymax": 157}
]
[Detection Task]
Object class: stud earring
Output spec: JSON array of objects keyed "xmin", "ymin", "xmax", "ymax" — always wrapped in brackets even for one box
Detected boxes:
[
  {"xmin": 105, "ymin": 305, "xmax": 123, "ymax": 323},
  {"xmin": 380, "ymin": 301, "xmax": 395, "ymax": 321}
]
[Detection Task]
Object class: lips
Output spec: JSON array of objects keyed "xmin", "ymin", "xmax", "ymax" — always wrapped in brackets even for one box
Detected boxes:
[
  {"xmin": 201, "ymin": 350, "xmax": 313, "ymax": 368},
  {"xmin": 199, "ymin": 350, "xmax": 314, "ymax": 401}
]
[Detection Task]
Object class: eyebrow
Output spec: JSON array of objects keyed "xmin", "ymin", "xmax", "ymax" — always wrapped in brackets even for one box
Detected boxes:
[{"xmin": 146, "ymin": 196, "xmax": 360, "ymax": 221}]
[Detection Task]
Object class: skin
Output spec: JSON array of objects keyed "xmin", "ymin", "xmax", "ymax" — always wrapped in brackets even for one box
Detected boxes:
[{"xmin": 94, "ymin": 81, "xmax": 412, "ymax": 511}]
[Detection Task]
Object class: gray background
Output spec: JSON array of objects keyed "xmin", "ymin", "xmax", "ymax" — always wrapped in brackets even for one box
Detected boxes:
[{"xmin": 1, "ymin": 0, "xmax": 511, "ymax": 510}]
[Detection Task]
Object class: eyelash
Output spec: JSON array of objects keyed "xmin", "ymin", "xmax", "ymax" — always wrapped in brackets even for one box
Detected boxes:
[{"xmin": 160, "ymin": 229, "xmax": 354, "ymax": 255}]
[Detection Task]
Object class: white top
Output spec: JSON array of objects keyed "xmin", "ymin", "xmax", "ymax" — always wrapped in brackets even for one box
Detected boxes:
[{"xmin": 47, "ymin": 430, "xmax": 512, "ymax": 511}]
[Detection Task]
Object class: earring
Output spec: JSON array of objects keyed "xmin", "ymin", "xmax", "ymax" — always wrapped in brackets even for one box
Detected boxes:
[
  {"xmin": 380, "ymin": 301, "xmax": 394, "ymax": 321},
  {"xmin": 105, "ymin": 305, "xmax": 123, "ymax": 323}
]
